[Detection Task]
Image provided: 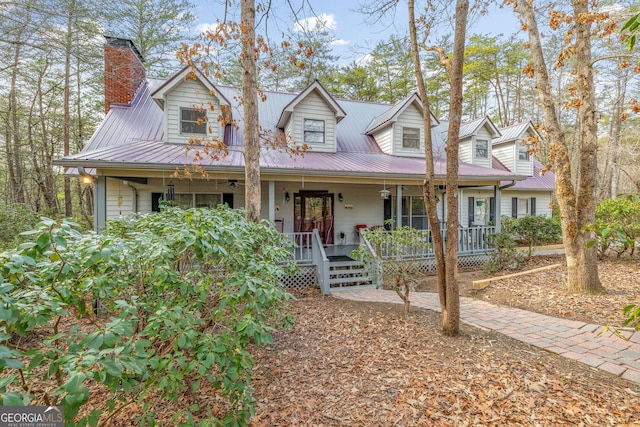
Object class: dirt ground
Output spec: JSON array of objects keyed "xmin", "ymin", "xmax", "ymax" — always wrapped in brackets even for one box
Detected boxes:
[{"xmin": 416, "ymin": 254, "xmax": 640, "ymax": 328}]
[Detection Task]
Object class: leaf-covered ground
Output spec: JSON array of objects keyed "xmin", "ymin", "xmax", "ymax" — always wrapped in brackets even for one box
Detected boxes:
[
  {"xmin": 249, "ymin": 289, "xmax": 640, "ymax": 426},
  {"xmin": 47, "ymin": 255, "xmax": 640, "ymax": 425},
  {"xmin": 417, "ymin": 254, "xmax": 640, "ymax": 327}
]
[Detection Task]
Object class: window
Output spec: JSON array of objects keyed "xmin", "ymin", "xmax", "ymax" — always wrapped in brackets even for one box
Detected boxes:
[
  {"xmin": 474, "ymin": 139, "xmax": 488, "ymax": 159},
  {"xmin": 511, "ymin": 197, "xmax": 531, "ymax": 218},
  {"xmin": 402, "ymin": 127, "xmax": 420, "ymax": 149},
  {"xmin": 173, "ymin": 193, "xmax": 223, "ymax": 209},
  {"xmin": 304, "ymin": 119, "xmax": 325, "ymax": 143},
  {"xmin": 518, "ymin": 143, "xmax": 530, "ymax": 161},
  {"xmin": 181, "ymin": 108, "xmax": 207, "ymax": 135},
  {"xmin": 392, "ymin": 196, "xmax": 428, "ymax": 229}
]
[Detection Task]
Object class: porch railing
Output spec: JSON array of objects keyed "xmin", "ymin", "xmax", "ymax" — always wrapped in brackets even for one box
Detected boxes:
[{"xmin": 374, "ymin": 226, "xmax": 496, "ymax": 259}]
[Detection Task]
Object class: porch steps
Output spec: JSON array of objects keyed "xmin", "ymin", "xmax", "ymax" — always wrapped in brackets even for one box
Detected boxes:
[{"xmin": 328, "ymin": 260, "xmax": 372, "ymax": 288}]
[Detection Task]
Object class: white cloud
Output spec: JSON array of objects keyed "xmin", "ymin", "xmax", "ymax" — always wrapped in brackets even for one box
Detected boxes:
[
  {"xmin": 294, "ymin": 13, "xmax": 337, "ymax": 33},
  {"xmin": 356, "ymin": 54, "xmax": 372, "ymax": 66},
  {"xmin": 195, "ymin": 22, "xmax": 222, "ymax": 34},
  {"xmin": 330, "ymin": 39, "xmax": 350, "ymax": 46}
]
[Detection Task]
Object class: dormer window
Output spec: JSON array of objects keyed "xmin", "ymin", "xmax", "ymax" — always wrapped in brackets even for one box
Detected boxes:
[
  {"xmin": 304, "ymin": 119, "xmax": 325, "ymax": 144},
  {"xmin": 181, "ymin": 108, "xmax": 206, "ymax": 135},
  {"xmin": 474, "ymin": 139, "xmax": 488, "ymax": 159},
  {"xmin": 518, "ymin": 143, "xmax": 530, "ymax": 161},
  {"xmin": 402, "ymin": 127, "xmax": 420, "ymax": 149}
]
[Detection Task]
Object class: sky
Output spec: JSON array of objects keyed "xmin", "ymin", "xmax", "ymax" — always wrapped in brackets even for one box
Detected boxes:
[{"xmin": 192, "ymin": 0, "xmax": 523, "ymax": 65}]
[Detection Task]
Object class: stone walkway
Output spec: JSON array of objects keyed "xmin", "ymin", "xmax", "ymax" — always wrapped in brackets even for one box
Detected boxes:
[{"xmin": 332, "ymin": 288, "xmax": 640, "ymax": 385}]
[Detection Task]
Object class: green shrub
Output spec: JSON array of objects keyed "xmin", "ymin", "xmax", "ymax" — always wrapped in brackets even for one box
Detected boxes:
[
  {"xmin": 352, "ymin": 225, "xmax": 429, "ymax": 317},
  {"xmin": 594, "ymin": 196, "xmax": 640, "ymax": 257},
  {"xmin": 0, "ymin": 206, "xmax": 294, "ymax": 426},
  {"xmin": 509, "ymin": 215, "xmax": 562, "ymax": 257},
  {"xmin": 483, "ymin": 232, "xmax": 523, "ymax": 273},
  {"xmin": 0, "ymin": 204, "xmax": 41, "ymax": 251}
]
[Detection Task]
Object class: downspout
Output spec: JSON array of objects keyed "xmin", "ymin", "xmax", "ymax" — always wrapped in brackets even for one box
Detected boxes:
[
  {"xmin": 123, "ymin": 180, "xmax": 138, "ymax": 213},
  {"xmin": 495, "ymin": 181, "xmax": 516, "ymax": 233},
  {"xmin": 78, "ymin": 166, "xmax": 94, "ymax": 184}
]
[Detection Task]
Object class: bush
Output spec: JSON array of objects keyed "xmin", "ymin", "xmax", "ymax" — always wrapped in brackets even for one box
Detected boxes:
[
  {"xmin": 352, "ymin": 225, "xmax": 429, "ymax": 317},
  {"xmin": 0, "ymin": 206, "xmax": 294, "ymax": 426},
  {"xmin": 483, "ymin": 232, "xmax": 523, "ymax": 273},
  {"xmin": 594, "ymin": 196, "xmax": 640, "ymax": 257},
  {"xmin": 509, "ymin": 215, "xmax": 562, "ymax": 258},
  {"xmin": 0, "ymin": 204, "xmax": 41, "ymax": 251}
]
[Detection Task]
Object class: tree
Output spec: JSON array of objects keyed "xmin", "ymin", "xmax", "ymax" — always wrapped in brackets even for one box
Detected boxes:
[
  {"xmin": 408, "ymin": 0, "xmax": 469, "ymax": 336},
  {"xmin": 511, "ymin": 0, "xmax": 606, "ymax": 294}
]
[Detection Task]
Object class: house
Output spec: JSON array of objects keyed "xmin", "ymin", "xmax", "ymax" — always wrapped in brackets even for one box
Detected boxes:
[{"xmin": 55, "ymin": 37, "xmax": 555, "ymax": 292}]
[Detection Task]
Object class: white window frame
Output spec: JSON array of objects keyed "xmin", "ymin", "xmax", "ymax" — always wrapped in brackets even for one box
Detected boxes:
[
  {"xmin": 303, "ymin": 119, "xmax": 325, "ymax": 144},
  {"xmin": 474, "ymin": 139, "xmax": 489, "ymax": 159},
  {"xmin": 180, "ymin": 108, "xmax": 207, "ymax": 135},
  {"xmin": 172, "ymin": 193, "xmax": 223, "ymax": 209},
  {"xmin": 402, "ymin": 127, "xmax": 420, "ymax": 149}
]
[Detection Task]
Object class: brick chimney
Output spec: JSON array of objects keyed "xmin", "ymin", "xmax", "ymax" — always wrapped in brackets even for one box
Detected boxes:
[{"xmin": 104, "ymin": 36, "xmax": 146, "ymax": 114}]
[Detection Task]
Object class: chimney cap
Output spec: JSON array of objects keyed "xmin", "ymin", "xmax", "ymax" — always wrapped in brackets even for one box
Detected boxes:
[{"xmin": 104, "ymin": 35, "xmax": 145, "ymax": 64}]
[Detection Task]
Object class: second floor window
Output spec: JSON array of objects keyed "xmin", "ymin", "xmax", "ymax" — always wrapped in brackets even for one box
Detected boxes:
[
  {"xmin": 518, "ymin": 143, "xmax": 530, "ymax": 161},
  {"xmin": 474, "ymin": 139, "xmax": 488, "ymax": 159},
  {"xmin": 181, "ymin": 108, "xmax": 207, "ymax": 135},
  {"xmin": 304, "ymin": 119, "xmax": 325, "ymax": 143},
  {"xmin": 402, "ymin": 127, "xmax": 420, "ymax": 149}
]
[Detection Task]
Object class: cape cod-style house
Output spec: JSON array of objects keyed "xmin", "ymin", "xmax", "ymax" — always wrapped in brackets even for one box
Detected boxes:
[{"xmin": 55, "ymin": 37, "xmax": 555, "ymax": 293}]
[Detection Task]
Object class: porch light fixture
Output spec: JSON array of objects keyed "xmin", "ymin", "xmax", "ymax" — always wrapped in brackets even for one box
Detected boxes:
[
  {"xmin": 380, "ymin": 180, "xmax": 390, "ymax": 200},
  {"xmin": 81, "ymin": 176, "xmax": 93, "ymax": 185},
  {"xmin": 338, "ymin": 193, "xmax": 344, "ymax": 202},
  {"xmin": 285, "ymin": 192, "xmax": 290, "ymax": 203}
]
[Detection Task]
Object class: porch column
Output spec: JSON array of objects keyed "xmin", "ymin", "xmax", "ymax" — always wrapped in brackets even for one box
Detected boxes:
[
  {"xmin": 396, "ymin": 184, "xmax": 402, "ymax": 229},
  {"xmin": 94, "ymin": 176, "xmax": 107, "ymax": 232},
  {"xmin": 494, "ymin": 184, "xmax": 501, "ymax": 232},
  {"xmin": 268, "ymin": 180, "xmax": 275, "ymax": 222}
]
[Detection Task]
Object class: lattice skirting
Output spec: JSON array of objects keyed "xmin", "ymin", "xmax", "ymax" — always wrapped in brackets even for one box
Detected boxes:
[
  {"xmin": 279, "ymin": 265, "xmax": 318, "ymax": 290},
  {"xmin": 382, "ymin": 253, "xmax": 491, "ymax": 276}
]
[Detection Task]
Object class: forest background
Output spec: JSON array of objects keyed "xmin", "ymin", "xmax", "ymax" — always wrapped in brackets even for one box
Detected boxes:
[{"xmin": 0, "ymin": 0, "xmax": 638, "ymax": 243}]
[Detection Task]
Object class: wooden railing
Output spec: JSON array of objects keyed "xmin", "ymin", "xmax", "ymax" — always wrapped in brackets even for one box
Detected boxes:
[{"xmin": 373, "ymin": 226, "xmax": 496, "ymax": 259}]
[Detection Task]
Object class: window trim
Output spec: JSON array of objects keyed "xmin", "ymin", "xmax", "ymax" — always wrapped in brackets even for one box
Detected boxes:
[
  {"xmin": 474, "ymin": 139, "xmax": 489, "ymax": 159},
  {"xmin": 518, "ymin": 143, "xmax": 530, "ymax": 161},
  {"xmin": 402, "ymin": 127, "xmax": 420, "ymax": 150},
  {"xmin": 303, "ymin": 119, "xmax": 325, "ymax": 144},
  {"xmin": 180, "ymin": 108, "xmax": 207, "ymax": 136}
]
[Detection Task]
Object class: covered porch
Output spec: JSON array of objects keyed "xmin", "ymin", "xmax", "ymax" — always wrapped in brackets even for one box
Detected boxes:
[{"xmin": 279, "ymin": 225, "xmax": 496, "ymax": 294}]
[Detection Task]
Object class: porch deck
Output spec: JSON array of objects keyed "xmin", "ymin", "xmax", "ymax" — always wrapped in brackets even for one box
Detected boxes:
[{"xmin": 280, "ymin": 226, "xmax": 496, "ymax": 294}]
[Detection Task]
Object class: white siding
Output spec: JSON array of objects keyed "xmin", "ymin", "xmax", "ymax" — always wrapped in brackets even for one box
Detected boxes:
[
  {"xmin": 471, "ymin": 127, "xmax": 493, "ymax": 168},
  {"xmin": 164, "ymin": 79, "xmax": 223, "ymax": 144},
  {"xmin": 459, "ymin": 138, "xmax": 472, "ymax": 163},
  {"xmin": 371, "ymin": 126, "xmax": 393, "ymax": 155},
  {"xmin": 393, "ymin": 104, "xmax": 424, "ymax": 157},
  {"xmin": 515, "ymin": 151, "xmax": 534, "ymax": 176},
  {"xmin": 105, "ymin": 177, "xmax": 244, "ymax": 221},
  {"xmin": 501, "ymin": 190, "xmax": 553, "ymax": 219},
  {"xmin": 290, "ymin": 90, "xmax": 337, "ymax": 153},
  {"xmin": 493, "ymin": 143, "xmax": 515, "ymax": 171}
]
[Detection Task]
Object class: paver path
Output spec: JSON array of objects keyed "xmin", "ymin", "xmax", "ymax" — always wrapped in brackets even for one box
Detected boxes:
[{"xmin": 333, "ymin": 288, "xmax": 640, "ymax": 385}]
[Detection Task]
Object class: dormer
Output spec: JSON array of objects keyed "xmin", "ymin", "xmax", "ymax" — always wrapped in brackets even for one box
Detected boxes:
[
  {"xmin": 151, "ymin": 67, "xmax": 231, "ymax": 144},
  {"xmin": 458, "ymin": 116, "xmax": 500, "ymax": 168},
  {"xmin": 277, "ymin": 80, "xmax": 346, "ymax": 153},
  {"xmin": 492, "ymin": 121, "xmax": 540, "ymax": 177},
  {"xmin": 365, "ymin": 92, "xmax": 439, "ymax": 157}
]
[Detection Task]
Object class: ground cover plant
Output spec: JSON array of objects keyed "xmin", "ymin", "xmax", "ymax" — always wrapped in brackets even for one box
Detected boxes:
[{"xmin": 0, "ymin": 206, "xmax": 294, "ymax": 426}]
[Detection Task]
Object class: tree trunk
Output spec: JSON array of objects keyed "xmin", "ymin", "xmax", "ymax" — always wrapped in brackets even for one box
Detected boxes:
[
  {"xmin": 602, "ymin": 73, "xmax": 626, "ymax": 200},
  {"xmin": 408, "ymin": 0, "xmax": 446, "ymax": 329},
  {"xmin": 63, "ymin": 0, "xmax": 75, "ymax": 217},
  {"xmin": 240, "ymin": 0, "xmax": 261, "ymax": 222},
  {"xmin": 514, "ymin": 0, "xmax": 604, "ymax": 294},
  {"xmin": 441, "ymin": 0, "xmax": 468, "ymax": 335}
]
